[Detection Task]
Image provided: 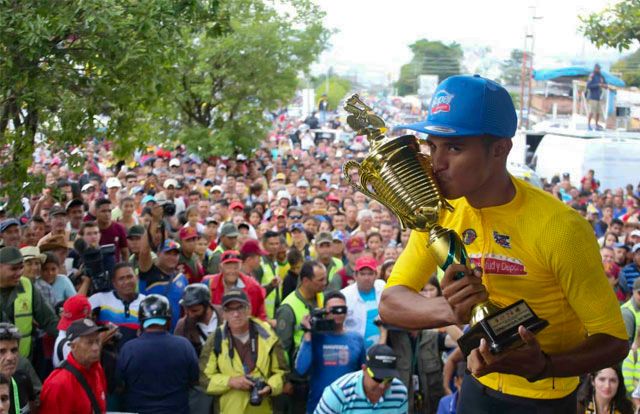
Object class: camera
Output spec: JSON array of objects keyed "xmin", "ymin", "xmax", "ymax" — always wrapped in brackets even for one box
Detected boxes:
[
  {"xmin": 309, "ymin": 308, "xmax": 336, "ymax": 333},
  {"xmin": 246, "ymin": 376, "xmax": 267, "ymax": 406},
  {"xmin": 73, "ymin": 239, "xmax": 116, "ymax": 293}
]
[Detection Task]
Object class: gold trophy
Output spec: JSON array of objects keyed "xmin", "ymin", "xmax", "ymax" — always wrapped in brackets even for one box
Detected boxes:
[{"xmin": 342, "ymin": 94, "xmax": 547, "ymax": 356}]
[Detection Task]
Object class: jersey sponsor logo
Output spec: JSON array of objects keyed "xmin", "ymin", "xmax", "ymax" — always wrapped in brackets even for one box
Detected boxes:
[
  {"xmin": 462, "ymin": 229, "xmax": 477, "ymax": 245},
  {"xmin": 431, "ymin": 90, "xmax": 454, "ymax": 114},
  {"xmin": 469, "ymin": 254, "xmax": 527, "ymax": 276},
  {"xmin": 492, "ymin": 231, "xmax": 511, "ymax": 249}
]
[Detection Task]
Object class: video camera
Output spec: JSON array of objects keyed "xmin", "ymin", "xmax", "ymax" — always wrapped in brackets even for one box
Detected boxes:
[
  {"xmin": 73, "ymin": 239, "xmax": 116, "ymax": 293},
  {"xmin": 307, "ymin": 305, "xmax": 348, "ymax": 333}
]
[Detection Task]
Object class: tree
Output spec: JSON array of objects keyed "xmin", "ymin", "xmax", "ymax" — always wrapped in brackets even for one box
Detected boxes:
[
  {"xmin": 395, "ymin": 39, "xmax": 463, "ymax": 96},
  {"xmin": 612, "ymin": 49, "xmax": 640, "ymax": 87},
  {"xmin": 0, "ymin": 0, "xmax": 217, "ymax": 213},
  {"xmin": 580, "ymin": 0, "xmax": 640, "ymax": 50},
  {"xmin": 500, "ymin": 49, "xmax": 525, "ymax": 86},
  {"xmin": 164, "ymin": 0, "xmax": 330, "ymax": 157}
]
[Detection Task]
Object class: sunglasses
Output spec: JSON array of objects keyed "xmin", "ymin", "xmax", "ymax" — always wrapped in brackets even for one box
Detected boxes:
[
  {"xmin": 366, "ymin": 367, "xmax": 392, "ymax": 385},
  {"xmin": 222, "ymin": 254, "xmax": 242, "ymax": 261},
  {"xmin": 328, "ymin": 305, "xmax": 347, "ymax": 315},
  {"xmin": 290, "ymin": 215, "xmax": 302, "ymax": 220}
]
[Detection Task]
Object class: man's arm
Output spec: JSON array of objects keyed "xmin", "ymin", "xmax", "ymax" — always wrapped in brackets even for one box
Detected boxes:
[
  {"xmin": 275, "ymin": 305, "xmax": 295, "ymax": 363},
  {"xmin": 294, "ymin": 316, "xmax": 313, "ymax": 376},
  {"xmin": 265, "ymin": 335, "xmax": 289, "ymax": 397},
  {"xmin": 138, "ymin": 227, "xmax": 153, "ymax": 273}
]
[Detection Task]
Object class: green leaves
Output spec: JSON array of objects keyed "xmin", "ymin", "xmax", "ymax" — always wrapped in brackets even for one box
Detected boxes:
[{"xmin": 580, "ymin": 0, "xmax": 640, "ymax": 51}]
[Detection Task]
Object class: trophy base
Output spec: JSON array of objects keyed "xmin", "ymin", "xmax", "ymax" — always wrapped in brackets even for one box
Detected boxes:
[{"xmin": 457, "ymin": 299, "xmax": 548, "ymax": 357}]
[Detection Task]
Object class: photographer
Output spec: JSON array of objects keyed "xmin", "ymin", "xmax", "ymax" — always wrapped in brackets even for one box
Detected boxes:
[
  {"xmin": 95, "ymin": 199, "xmax": 128, "ymax": 262},
  {"xmin": 203, "ymin": 289, "xmax": 288, "ymax": 414},
  {"xmin": 294, "ymin": 290, "xmax": 366, "ymax": 413}
]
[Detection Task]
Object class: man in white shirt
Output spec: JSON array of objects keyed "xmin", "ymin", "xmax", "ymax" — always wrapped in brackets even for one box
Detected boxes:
[{"xmin": 341, "ymin": 256, "xmax": 385, "ymax": 348}]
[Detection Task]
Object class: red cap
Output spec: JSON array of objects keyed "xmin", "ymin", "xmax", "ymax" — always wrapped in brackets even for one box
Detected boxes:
[
  {"xmin": 326, "ymin": 194, "xmax": 340, "ymax": 204},
  {"xmin": 229, "ymin": 201, "xmax": 245, "ymax": 211},
  {"xmin": 58, "ymin": 295, "xmax": 92, "ymax": 331},
  {"xmin": 221, "ymin": 250, "xmax": 243, "ymax": 264},
  {"xmin": 240, "ymin": 239, "xmax": 268, "ymax": 257},
  {"xmin": 179, "ymin": 226, "xmax": 199, "ymax": 240},
  {"xmin": 345, "ymin": 236, "xmax": 365, "ymax": 254},
  {"xmin": 355, "ymin": 256, "xmax": 378, "ymax": 272}
]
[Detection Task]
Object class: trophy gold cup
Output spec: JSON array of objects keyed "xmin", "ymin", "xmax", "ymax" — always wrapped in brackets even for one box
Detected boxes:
[{"xmin": 342, "ymin": 94, "xmax": 547, "ymax": 356}]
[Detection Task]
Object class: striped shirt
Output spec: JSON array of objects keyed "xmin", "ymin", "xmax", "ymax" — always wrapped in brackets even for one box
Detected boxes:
[
  {"xmin": 89, "ymin": 291, "xmax": 146, "ymax": 344},
  {"xmin": 314, "ymin": 370, "xmax": 408, "ymax": 414}
]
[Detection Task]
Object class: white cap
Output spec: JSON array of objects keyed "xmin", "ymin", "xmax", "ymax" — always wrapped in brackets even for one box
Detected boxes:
[
  {"xmin": 630, "ymin": 229, "xmax": 640, "ymax": 238},
  {"xmin": 211, "ymin": 185, "xmax": 224, "ymax": 193},
  {"xmin": 106, "ymin": 177, "xmax": 122, "ymax": 189},
  {"xmin": 296, "ymin": 179, "xmax": 310, "ymax": 188},
  {"xmin": 633, "ymin": 243, "xmax": 640, "ymax": 254},
  {"xmin": 81, "ymin": 183, "xmax": 95, "ymax": 192},
  {"xmin": 277, "ymin": 190, "xmax": 291, "ymax": 201},
  {"xmin": 163, "ymin": 178, "xmax": 178, "ymax": 189},
  {"xmin": 169, "ymin": 158, "xmax": 181, "ymax": 167},
  {"xmin": 236, "ymin": 154, "xmax": 247, "ymax": 161}
]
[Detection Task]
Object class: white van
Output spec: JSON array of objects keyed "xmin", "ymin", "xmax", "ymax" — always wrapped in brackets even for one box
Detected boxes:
[{"xmin": 530, "ymin": 128, "xmax": 640, "ymax": 190}]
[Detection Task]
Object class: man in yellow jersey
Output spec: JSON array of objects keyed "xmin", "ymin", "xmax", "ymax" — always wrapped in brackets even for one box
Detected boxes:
[{"xmin": 380, "ymin": 74, "xmax": 628, "ymax": 413}]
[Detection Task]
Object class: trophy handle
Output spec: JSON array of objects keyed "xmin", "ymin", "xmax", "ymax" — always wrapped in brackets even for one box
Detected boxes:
[{"xmin": 343, "ymin": 161, "xmax": 412, "ymax": 230}]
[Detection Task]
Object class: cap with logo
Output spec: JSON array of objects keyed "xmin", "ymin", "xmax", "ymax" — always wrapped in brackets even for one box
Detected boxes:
[
  {"xmin": 355, "ymin": 256, "xmax": 378, "ymax": 272},
  {"xmin": 240, "ymin": 239, "xmax": 268, "ymax": 257},
  {"xmin": 345, "ymin": 236, "xmax": 366, "ymax": 254},
  {"xmin": 219, "ymin": 222, "xmax": 239, "ymax": 238},
  {"xmin": 221, "ymin": 250, "xmax": 243, "ymax": 264},
  {"xmin": 0, "ymin": 247, "xmax": 23, "ymax": 265},
  {"xmin": 66, "ymin": 318, "xmax": 107, "ymax": 341},
  {"xmin": 315, "ymin": 232, "xmax": 333, "ymax": 246},
  {"xmin": 20, "ymin": 246, "xmax": 46, "ymax": 264},
  {"xmin": 179, "ymin": 226, "xmax": 199, "ymax": 241},
  {"xmin": 127, "ymin": 225, "xmax": 145, "ymax": 239},
  {"xmin": 222, "ymin": 288, "xmax": 250, "ymax": 307},
  {"xmin": 366, "ymin": 344, "xmax": 400, "ymax": 379},
  {"xmin": 159, "ymin": 239, "xmax": 181, "ymax": 253},
  {"xmin": 397, "ymin": 75, "xmax": 517, "ymax": 139},
  {"xmin": 0, "ymin": 218, "xmax": 20, "ymax": 233},
  {"xmin": 58, "ymin": 295, "xmax": 92, "ymax": 330}
]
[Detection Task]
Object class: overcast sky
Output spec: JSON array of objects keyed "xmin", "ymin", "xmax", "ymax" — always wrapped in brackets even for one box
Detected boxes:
[{"xmin": 312, "ymin": 0, "xmax": 626, "ymax": 81}]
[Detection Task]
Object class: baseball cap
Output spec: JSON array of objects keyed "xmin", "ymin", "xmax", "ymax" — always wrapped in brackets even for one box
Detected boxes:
[
  {"xmin": 236, "ymin": 154, "xmax": 247, "ymax": 162},
  {"xmin": 211, "ymin": 185, "xmax": 224, "ymax": 193},
  {"xmin": 49, "ymin": 205, "xmax": 67, "ymax": 217},
  {"xmin": 222, "ymin": 288, "xmax": 249, "ymax": 307},
  {"xmin": 141, "ymin": 195, "xmax": 156, "ymax": 205},
  {"xmin": 169, "ymin": 158, "xmax": 181, "ymax": 167},
  {"xmin": 634, "ymin": 277, "xmax": 640, "ymax": 292},
  {"xmin": 332, "ymin": 231, "xmax": 345, "ymax": 243},
  {"xmin": 290, "ymin": 222, "xmax": 305, "ymax": 233},
  {"xmin": 131, "ymin": 186, "xmax": 145, "ymax": 195},
  {"xmin": 20, "ymin": 246, "xmax": 46, "ymax": 264},
  {"xmin": 66, "ymin": 318, "xmax": 107, "ymax": 341},
  {"xmin": 219, "ymin": 222, "xmax": 239, "ymax": 238},
  {"xmin": 633, "ymin": 243, "xmax": 640, "ymax": 254},
  {"xmin": 277, "ymin": 190, "xmax": 291, "ymax": 201},
  {"xmin": 240, "ymin": 239, "xmax": 268, "ymax": 257},
  {"xmin": 159, "ymin": 239, "xmax": 181, "ymax": 253},
  {"xmin": 206, "ymin": 217, "xmax": 219, "ymax": 225},
  {"xmin": 630, "ymin": 229, "xmax": 640, "ymax": 238},
  {"xmin": 0, "ymin": 247, "xmax": 23, "ymax": 265},
  {"xmin": 229, "ymin": 201, "xmax": 245, "ymax": 211},
  {"xmin": 127, "ymin": 225, "xmax": 145, "ymax": 239},
  {"xmin": 106, "ymin": 177, "xmax": 122, "ymax": 189},
  {"xmin": 81, "ymin": 183, "xmax": 95, "ymax": 192},
  {"xmin": 221, "ymin": 250, "xmax": 243, "ymax": 264},
  {"xmin": 179, "ymin": 226, "xmax": 198, "ymax": 240},
  {"xmin": 355, "ymin": 256, "xmax": 378, "ymax": 272},
  {"xmin": 345, "ymin": 236, "xmax": 366, "ymax": 254},
  {"xmin": 58, "ymin": 295, "xmax": 92, "ymax": 330},
  {"xmin": 203, "ymin": 179, "xmax": 213, "ymax": 186},
  {"xmin": 397, "ymin": 75, "xmax": 517, "ymax": 139},
  {"xmin": 274, "ymin": 173, "xmax": 286, "ymax": 181},
  {"xmin": 614, "ymin": 242, "xmax": 630, "ymax": 251},
  {"xmin": 366, "ymin": 344, "xmax": 400, "ymax": 379},
  {"xmin": 65, "ymin": 199, "xmax": 84, "ymax": 211},
  {"xmin": 315, "ymin": 232, "xmax": 333, "ymax": 246},
  {"xmin": 0, "ymin": 219, "xmax": 19, "ymax": 233},
  {"xmin": 163, "ymin": 178, "xmax": 178, "ymax": 189},
  {"xmin": 296, "ymin": 179, "xmax": 310, "ymax": 188},
  {"xmin": 326, "ymin": 194, "xmax": 340, "ymax": 204}
]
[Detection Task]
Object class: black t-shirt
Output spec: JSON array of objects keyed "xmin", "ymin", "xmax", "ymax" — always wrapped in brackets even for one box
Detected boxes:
[
  {"xmin": 9, "ymin": 370, "xmax": 35, "ymax": 414},
  {"xmin": 138, "ymin": 264, "xmax": 174, "ymax": 288}
]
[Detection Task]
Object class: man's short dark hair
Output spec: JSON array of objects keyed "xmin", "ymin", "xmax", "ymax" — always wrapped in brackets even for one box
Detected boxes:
[
  {"xmin": 612, "ymin": 219, "xmax": 624, "ymax": 227},
  {"xmin": 324, "ymin": 290, "xmax": 346, "ymax": 304},
  {"xmin": 300, "ymin": 260, "xmax": 322, "ymax": 281},
  {"xmin": 286, "ymin": 248, "xmax": 303, "ymax": 266},
  {"xmin": 95, "ymin": 198, "xmax": 112, "ymax": 209},
  {"xmin": 79, "ymin": 221, "xmax": 99, "ymax": 235},
  {"xmin": 112, "ymin": 262, "xmax": 134, "ymax": 279},
  {"xmin": 263, "ymin": 230, "xmax": 280, "ymax": 242},
  {"xmin": 29, "ymin": 216, "xmax": 45, "ymax": 225}
]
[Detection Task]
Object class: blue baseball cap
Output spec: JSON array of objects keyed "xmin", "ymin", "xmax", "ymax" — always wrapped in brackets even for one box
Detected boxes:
[
  {"xmin": 397, "ymin": 75, "xmax": 517, "ymax": 139},
  {"xmin": 290, "ymin": 223, "xmax": 305, "ymax": 233}
]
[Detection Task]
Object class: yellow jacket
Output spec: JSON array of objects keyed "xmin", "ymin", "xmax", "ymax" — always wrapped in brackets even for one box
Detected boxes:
[{"xmin": 204, "ymin": 318, "xmax": 288, "ymax": 414}]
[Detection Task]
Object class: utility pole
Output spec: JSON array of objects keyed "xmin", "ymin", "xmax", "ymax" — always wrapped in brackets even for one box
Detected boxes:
[{"xmin": 519, "ymin": 5, "xmax": 542, "ymax": 129}]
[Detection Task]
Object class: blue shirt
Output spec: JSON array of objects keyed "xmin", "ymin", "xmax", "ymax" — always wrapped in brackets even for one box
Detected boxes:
[
  {"xmin": 295, "ymin": 331, "xmax": 366, "ymax": 413},
  {"xmin": 49, "ymin": 275, "xmax": 76, "ymax": 304},
  {"xmin": 117, "ymin": 331, "xmax": 199, "ymax": 414},
  {"xmin": 315, "ymin": 370, "xmax": 408, "ymax": 414},
  {"xmin": 358, "ymin": 289, "xmax": 379, "ymax": 349},
  {"xmin": 138, "ymin": 265, "xmax": 188, "ymax": 332},
  {"xmin": 436, "ymin": 391, "xmax": 459, "ymax": 414},
  {"xmin": 587, "ymin": 73, "xmax": 606, "ymax": 101}
]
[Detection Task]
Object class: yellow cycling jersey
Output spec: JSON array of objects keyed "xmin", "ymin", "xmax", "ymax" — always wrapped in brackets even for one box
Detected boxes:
[{"xmin": 388, "ymin": 176, "xmax": 626, "ymax": 399}]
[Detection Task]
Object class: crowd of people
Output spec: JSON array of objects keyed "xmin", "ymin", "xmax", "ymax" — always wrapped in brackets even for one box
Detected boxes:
[{"xmin": 0, "ymin": 97, "xmax": 638, "ymax": 414}]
